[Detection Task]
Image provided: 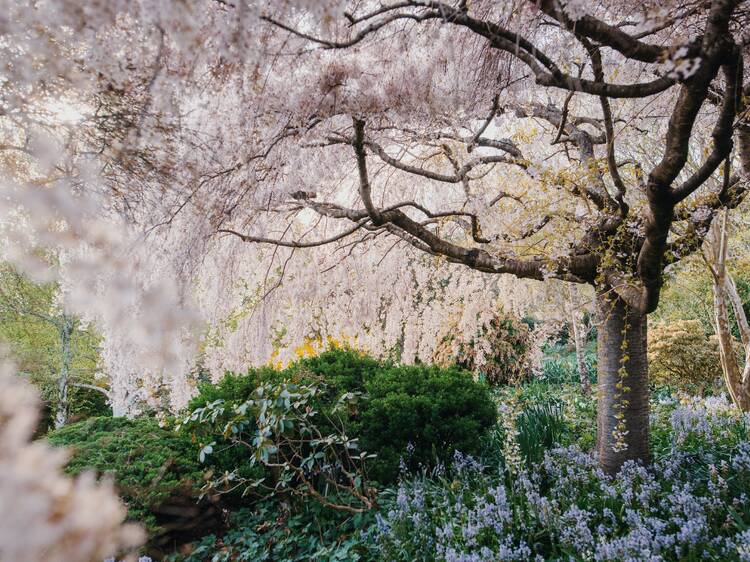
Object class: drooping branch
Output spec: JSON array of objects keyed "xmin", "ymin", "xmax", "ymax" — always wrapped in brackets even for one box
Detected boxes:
[
  {"xmin": 581, "ymin": 39, "xmax": 629, "ymax": 216},
  {"xmin": 672, "ymin": 46, "xmax": 742, "ymax": 204},
  {"xmin": 535, "ymin": 0, "xmax": 668, "ymax": 63},
  {"xmin": 260, "ymin": 11, "xmax": 441, "ymax": 50},
  {"xmin": 218, "ymin": 218, "xmax": 371, "ymax": 248},
  {"xmin": 666, "ymin": 160, "xmax": 748, "ymax": 265},
  {"xmin": 512, "ymin": 102, "xmax": 615, "ymax": 211},
  {"xmin": 72, "ymin": 383, "xmax": 112, "ymax": 399},
  {"xmin": 364, "ymin": 137, "xmax": 519, "ymax": 183},
  {"xmin": 212, "ymin": 0, "xmax": 748, "ymax": 319},
  {"xmin": 265, "ymin": 1, "xmax": 679, "ymax": 99},
  {"xmin": 426, "ymin": 1, "xmax": 677, "ymax": 98}
]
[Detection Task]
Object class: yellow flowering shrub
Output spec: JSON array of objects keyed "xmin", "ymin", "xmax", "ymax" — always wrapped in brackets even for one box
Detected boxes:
[{"xmin": 647, "ymin": 320, "xmax": 723, "ymax": 394}]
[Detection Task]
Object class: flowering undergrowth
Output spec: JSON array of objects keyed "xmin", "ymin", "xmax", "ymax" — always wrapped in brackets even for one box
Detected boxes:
[
  {"xmin": 163, "ymin": 387, "xmax": 750, "ymax": 562},
  {"xmin": 370, "ymin": 395, "xmax": 750, "ymax": 561}
]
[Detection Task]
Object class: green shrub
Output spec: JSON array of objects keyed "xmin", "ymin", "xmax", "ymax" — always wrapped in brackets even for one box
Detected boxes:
[
  {"xmin": 182, "ymin": 378, "xmax": 378, "ymax": 514},
  {"xmin": 433, "ymin": 311, "xmax": 532, "ymax": 387},
  {"xmin": 647, "ymin": 320, "xmax": 723, "ymax": 394},
  {"xmin": 291, "ymin": 347, "xmax": 383, "ymax": 396},
  {"xmin": 187, "ymin": 348, "xmax": 380, "ymax": 416},
  {"xmin": 355, "ymin": 363, "xmax": 497, "ymax": 483},
  {"xmin": 46, "ymin": 416, "xmax": 207, "ymax": 533},
  {"xmin": 182, "ymin": 348, "xmax": 497, "ymax": 486},
  {"xmin": 187, "ymin": 366, "xmax": 281, "ymax": 410},
  {"xmin": 183, "ymin": 349, "xmax": 380, "ymax": 494}
]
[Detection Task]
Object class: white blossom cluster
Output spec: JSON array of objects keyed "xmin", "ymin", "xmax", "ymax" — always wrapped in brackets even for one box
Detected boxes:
[
  {"xmin": 0, "ymin": 363, "xmax": 142, "ymax": 562},
  {"xmin": 632, "ymin": 6, "xmax": 672, "ymax": 34},
  {"xmin": 558, "ymin": 0, "xmax": 589, "ymax": 22},
  {"xmin": 0, "ymin": 0, "xmax": 715, "ymax": 415},
  {"xmin": 663, "ymin": 46, "xmax": 702, "ymax": 81}
]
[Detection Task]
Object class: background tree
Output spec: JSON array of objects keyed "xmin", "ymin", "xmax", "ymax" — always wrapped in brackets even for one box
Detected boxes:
[
  {"xmin": 0, "ymin": 263, "xmax": 107, "ymax": 428},
  {"xmin": 564, "ymin": 284, "xmax": 594, "ymax": 395},
  {"xmin": 704, "ymin": 209, "xmax": 750, "ymax": 407}
]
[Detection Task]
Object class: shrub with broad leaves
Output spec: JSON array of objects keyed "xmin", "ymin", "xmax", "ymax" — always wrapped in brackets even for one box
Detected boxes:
[{"xmin": 179, "ymin": 378, "xmax": 378, "ymax": 513}]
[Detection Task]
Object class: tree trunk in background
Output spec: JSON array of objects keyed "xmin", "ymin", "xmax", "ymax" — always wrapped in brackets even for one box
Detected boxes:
[
  {"xmin": 565, "ymin": 285, "xmax": 591, "ymax": 395},
  {"xmin": 596, "ymin": 291, "xmax": 650, "ymax": 474},
  {"xmin": 712, "ymin": 280, "xmax": 750, "ymax": 409},
  {"xmin": 54, "ymin": 315, "xmax": 74, "ymax": 429},
  {"xmin": 706, "ymin": 210, "xmax": 750, "ymax": 411},
  {"xmin": 725, "ymin": 274, "xmax": 750, "ymax": 349},
  {"xmin": 724, "ymin": 274, "xmax": 750, "ymax": 403},
  {"xmin": 111, "ymin": 388, "xmax": 129, "ymax": 418},
  {"xmin": 570, "ymin": 311, "xmax": 591, "ymax": 395}
]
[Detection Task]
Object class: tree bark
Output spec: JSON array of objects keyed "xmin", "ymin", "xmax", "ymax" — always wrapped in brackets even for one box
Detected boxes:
[
  {"xmin": 724, "ymin": 273, "xmax": 750, "ymax": 349},
  {"xmin": 595, "ymin": 291, "xmax": 650, "ymax": 474},
  {"xmin": 54, "ymin": 315, "xmax": 73, "ymax": 429},
  {"xmin": 724, "ymin": 274, "xmax": 750, "ymax": 398},
  {"xmin": 111, "ymin": 389, "xmax": 128, "ymax": 418},
  {"xmin": 563, "ymin": 285, "xmax": 592, "ymax": 395}
]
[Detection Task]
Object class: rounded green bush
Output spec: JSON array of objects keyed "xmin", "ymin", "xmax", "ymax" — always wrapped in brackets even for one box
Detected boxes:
[
  {"xmin": 187, "ymin": 366, "xmax": 281, "ymax": 410},
  {"xmin": 291, "ymin": 347, "xmax": 383, "ymax": 397},
  {"xmin": 355, "ymin": 363, "xmax": 497, "ymax": 482}
]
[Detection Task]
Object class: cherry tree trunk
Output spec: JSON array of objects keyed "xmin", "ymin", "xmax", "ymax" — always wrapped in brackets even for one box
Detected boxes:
[{"xmin": 595, "ymin": 291, "xmax": 650, "ymax": 474}]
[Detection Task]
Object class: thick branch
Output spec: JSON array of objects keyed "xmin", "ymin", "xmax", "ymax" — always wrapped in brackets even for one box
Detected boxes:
[{"xmin": 625, "ymin": 0, "xmax": 738, "ymax": 313}]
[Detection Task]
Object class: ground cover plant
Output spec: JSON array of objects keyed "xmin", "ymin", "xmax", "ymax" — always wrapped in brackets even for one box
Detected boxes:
[
  {"xmin": 371, "ymin": 395, "xmax": 750, "ymax": 561},
  {"xmin": 46, "ymin": 417, "xmax": 223, "ymax": 554}
]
